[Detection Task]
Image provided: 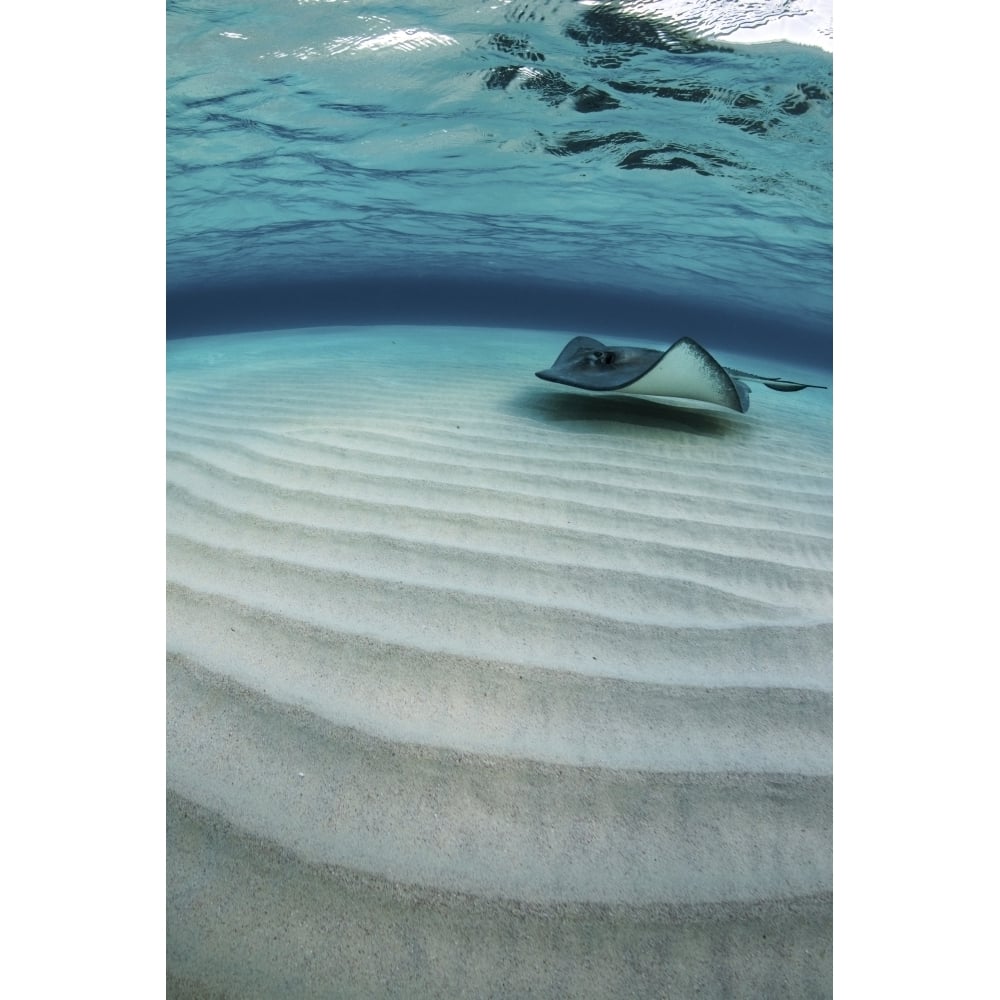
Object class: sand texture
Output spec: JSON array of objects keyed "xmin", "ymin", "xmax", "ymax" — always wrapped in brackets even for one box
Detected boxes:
[{"xmin": 167, "ymin": 327, "xmax": 832, "ymax": 998}]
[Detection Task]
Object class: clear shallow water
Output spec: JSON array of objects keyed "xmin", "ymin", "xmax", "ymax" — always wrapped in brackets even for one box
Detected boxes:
[
  {"xmin": 167, "ymin": 9, "xmax": 833, "ymax": 991},
  {"xmin": 167, "ymin": 0, "xmax": 831, "ymax": 366}
]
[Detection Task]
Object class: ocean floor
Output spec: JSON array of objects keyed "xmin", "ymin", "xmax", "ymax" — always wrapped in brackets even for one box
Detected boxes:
[{"xmin": 166, "ymin": 326, "xmax": 832, "ymax": 998}]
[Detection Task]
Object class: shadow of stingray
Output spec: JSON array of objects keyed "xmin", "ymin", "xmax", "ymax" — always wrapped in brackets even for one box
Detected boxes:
[{"xmin": 508, "ymin": 386, "xmax": 749, "ymax": 438}]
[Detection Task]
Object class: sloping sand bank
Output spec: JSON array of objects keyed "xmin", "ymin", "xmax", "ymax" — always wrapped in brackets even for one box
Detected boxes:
[{"xmin": 167, "ymin": 327, "xmax": 832, "ymax": 997}]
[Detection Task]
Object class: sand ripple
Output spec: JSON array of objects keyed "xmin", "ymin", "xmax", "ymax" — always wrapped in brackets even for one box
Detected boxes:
[{"xmin": 167, "ymin": 328, "xmax": 832, "ymax": 998}]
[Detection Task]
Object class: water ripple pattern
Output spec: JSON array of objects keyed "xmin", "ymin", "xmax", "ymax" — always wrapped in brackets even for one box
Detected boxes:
[{"xmin": 167, "ymin": 0, "xmax": 832, "ymax": 339}]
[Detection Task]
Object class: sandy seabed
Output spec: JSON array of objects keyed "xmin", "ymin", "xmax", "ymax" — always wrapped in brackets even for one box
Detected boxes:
[{"xmin": 166, "ymin": 326, "xmax": 832, "ymax": 998}]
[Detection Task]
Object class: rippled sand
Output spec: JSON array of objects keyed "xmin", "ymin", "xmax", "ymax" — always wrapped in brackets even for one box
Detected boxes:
[{"xmin": 166, "ymin": 326, "xmax": 832, "ymax": 998}]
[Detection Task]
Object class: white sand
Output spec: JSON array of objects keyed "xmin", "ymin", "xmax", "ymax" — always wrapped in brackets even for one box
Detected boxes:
[{"xmin": 167, "ymin": 326, "xmax": 832, "ymax": 997}]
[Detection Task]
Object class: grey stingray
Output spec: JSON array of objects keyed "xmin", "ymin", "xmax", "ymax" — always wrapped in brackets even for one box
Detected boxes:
[{"xmin": 535, "ymin": 336, "xmax": 828, "ymax": 414}]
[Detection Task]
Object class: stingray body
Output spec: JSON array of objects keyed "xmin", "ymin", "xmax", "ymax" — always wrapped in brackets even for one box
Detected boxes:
[{"xmin": 535, "ymin": 336, "xmax": 827, "ymax": 414}]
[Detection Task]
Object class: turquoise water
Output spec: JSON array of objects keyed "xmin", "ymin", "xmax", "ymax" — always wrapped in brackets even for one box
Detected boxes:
[
  {"xmin": 167, "ymin": 0, "xmax": 831, "ymax": 366},
  {"xmin": 167, "ymin": 7, "xmax": 833, "ymax": 992}
]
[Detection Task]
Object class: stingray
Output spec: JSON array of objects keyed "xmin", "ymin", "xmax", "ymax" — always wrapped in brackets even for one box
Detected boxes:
[{"xmin": 535, "ymin": 336, "xmax": 828, "ymax": 414}]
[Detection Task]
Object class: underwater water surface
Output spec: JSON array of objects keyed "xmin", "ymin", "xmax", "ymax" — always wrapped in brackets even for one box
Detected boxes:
[{"xmin": 167, "ymin": 0, "xmax": 832, "ymax": 364}]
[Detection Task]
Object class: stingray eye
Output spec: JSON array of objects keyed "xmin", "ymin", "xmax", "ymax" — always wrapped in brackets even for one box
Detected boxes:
[{"xmin": 586, "ymin": 350, "xmax": 615, "ymax": 366}]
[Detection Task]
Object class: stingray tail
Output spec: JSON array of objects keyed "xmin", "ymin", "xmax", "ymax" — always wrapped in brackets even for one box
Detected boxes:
[{"xmin": 724, "ymin": 368, "xmax": 829, "ymax": 393}]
